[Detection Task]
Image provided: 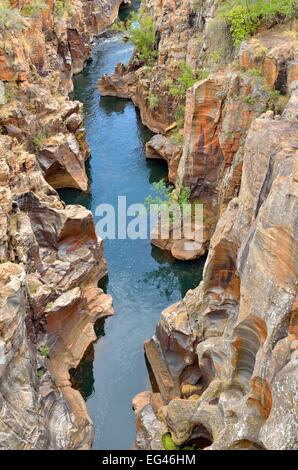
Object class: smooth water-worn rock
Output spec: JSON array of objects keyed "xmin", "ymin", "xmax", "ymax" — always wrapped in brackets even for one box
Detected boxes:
[
  {"xmin": 139, "ymin": 101, "xmax": 298, "ymax": 450},
  {"xmin": 101, "ymin": 3, "xmax": 298, "ymax": 258},
  {"xmin": 131, "ymin": 2, "xmax": 298, "ymax": 451},
  {"xmin": 145, "ymin": 134, "xmax": 181, "ymax": 184}
]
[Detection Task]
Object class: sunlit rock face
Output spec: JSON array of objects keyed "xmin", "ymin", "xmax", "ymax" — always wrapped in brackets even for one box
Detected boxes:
[
  {"xmin": 178, "ymin": 22, "xmax": 298, "ymax": 246},
  {"xmin": 0, "ymin": 0, "xmax": 123, "ymax": 450},
  {"xmin": 100, "ymin": 2, "xmax": 298, "ymax": 262},
  {"xmin": 139, "ymin": 94, "xmax": 298, "ymax": 449},
  {"xmin": 0, "ymin": 134, "xmax": 113, "ymax": 449},
  {"xmin": 98, "ymin": 0, "xmax": 216, "ymax": 133}
]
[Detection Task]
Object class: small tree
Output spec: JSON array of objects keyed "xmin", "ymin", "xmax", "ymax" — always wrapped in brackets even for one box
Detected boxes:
[{"xmin": 116, "ymin": 8, "xmax": 158, "ymax": 66}]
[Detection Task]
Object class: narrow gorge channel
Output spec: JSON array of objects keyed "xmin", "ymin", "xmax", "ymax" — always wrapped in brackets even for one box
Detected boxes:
[{"xmin": 59, "ymin": 33, "xmax": 205, "ymax": 449}]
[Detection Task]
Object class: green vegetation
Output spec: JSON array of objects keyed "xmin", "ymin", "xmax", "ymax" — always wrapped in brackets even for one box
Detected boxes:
[
  {"xmin": 22, "ymin": 0, "xmax": 47, "ymax": 17},
  {"xmin": 254, "ymin": 43, "xmax": 269, "ymax": 60},
  {"xmin": 36, "ymin": 368, "xmax": 45, "ymax": 379},
  {"xmin": 144, "ymin": 180, "xmax": 191, "ymax": 222},
  {"xmin": 115, "ymin": 8, "xmax": 157, "ymax": 66},
  {"xmin": 54, "ymin": 0, "xmax": 73, "ymax": 18},
  {"xmin": 222, "ymin": 0, "xmax": 298, "ymax": 46},
  {"xmin": 245, "ymin": 66, "xmax": 263, "ymax": 78},
  {"xmin": 33, "ymin": 129, "xmax": 46, "ymax": 150},
  {"xmin": 162, "ymin": 433, "xmax": 180, "ymax": 450},
  {"xmin": 0, "ymin": 0, "xmax": 48, "ymax": 32},
  {"xmin": 39, "ymin": 345, "xmax": 49, "ymax": 357},
  {"xmin": 147, "ymin": 92, "xmax": 159, "ymax": 110},
  {"xmin": 46, "ymin": 301, "xmax": 54, "ymax": 310},
  {"xmin": 267, "ymin": 89, "xmax": 289, "ymax": 114},
  {"xmin": 169, "ymin": 62, "xmax": 208, "ymax": 98},
  {"xmin": 171, "ymin": 129, "xmax": 184, "ymax": 146},
  {"xmin": 0, "ymin": 1, "xmax": 24, "ymax": 33},
  {"xmin": 28, "ymin": 283, "xmax": 38, "ymax": 294},
  {"xmin": 210, "ymin": 49, "xmax": 223, "ymax": 65},
  {"xmin": 175, "ymin": 104, "xmax": 186, "ymax": 127},
  {"xmin": 145, "ymin": 180, "xmax": 173, "ymax": 209},
  {"xmin": 4, "ymin": 82, "xmax": 17, "ymax": 102},
  {"xmin": 162, "ymin": 433, "xmax": 197, "ymax": 451},
  {"xmin": 244, "ymin": 95, "xmax": 256, "ymax": 105}
]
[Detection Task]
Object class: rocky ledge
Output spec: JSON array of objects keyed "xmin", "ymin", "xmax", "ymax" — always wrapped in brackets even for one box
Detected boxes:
[{"xmin": 0, "ymin": 0, "xmax": 123, "ymax": 450}]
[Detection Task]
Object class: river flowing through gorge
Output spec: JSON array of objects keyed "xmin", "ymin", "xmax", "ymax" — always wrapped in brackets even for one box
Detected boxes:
[
  {"xmin": 58, "ymin": 33, "xmax": 205, "ymax": 449},
  {"xmin": 0, "ymin": 0, "xmax": 296, "ymax": 454}
]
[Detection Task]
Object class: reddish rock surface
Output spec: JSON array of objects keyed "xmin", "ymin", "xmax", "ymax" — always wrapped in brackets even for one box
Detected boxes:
[
  {"xmin": 140, "ymin": 102, "xmax": 298, "ymax": 450},
  {"xmin": 145, "ymin": 134, "xmax": 181, "ymax": 184}
]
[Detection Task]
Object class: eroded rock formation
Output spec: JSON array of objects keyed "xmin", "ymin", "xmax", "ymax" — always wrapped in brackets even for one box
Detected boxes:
[
  {"xmin": 0, "ymin": 0, "xmax": 123, "ymax": 450},
  {"xmin": 128, "ymin": 0, "xmax": 298, "ymax": 451},
  {"xmin": 136, "ymin": 98, "xmax": 298, "ymax": 450},
  {"xmin": 99, "ymin": 1, "xmax": 298, "ymax": 261}
]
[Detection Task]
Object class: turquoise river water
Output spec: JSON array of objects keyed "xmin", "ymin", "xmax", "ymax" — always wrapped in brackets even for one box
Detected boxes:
[{"xmin": 59, "ymin": 30, "xmax": 205, "ymax": 450}]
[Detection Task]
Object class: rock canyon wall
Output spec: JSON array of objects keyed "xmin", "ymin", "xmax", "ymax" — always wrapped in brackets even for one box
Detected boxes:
[
  {"xmin": 97, "ymin": 1, "xmax": 298, "ymax": 450},
  {"xmin": 99, "ymin": 0, "xmax": 298, "ymax": 261},
  {"xmin": 0, "ymin": 0, "xmax": 124, "ymax": 450}
]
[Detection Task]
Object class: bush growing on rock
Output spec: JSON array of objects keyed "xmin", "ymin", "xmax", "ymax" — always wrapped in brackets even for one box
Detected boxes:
[
  {"xmin": 115, "ymin": 8, "xmax": 158, "ymax": 66},
  {"xmin": 162, "ymin": 432, "xmax": 197, "ymax": 450},
  {"xmin": 22, "ymin": 0, "xmax": 47, "ymax": 18},
  {"xmin": 39, "ymin": 345, "xmax": 49, "ymax": 357},
  {"xmin": 162, "ymin": 433, "xmax": 180, "ymax": 450},
  {"xmin": 0, "ymin": 1, "xmax": 24, "ymax": 33},
  {"xmin": 144, "ymin": 180, "xmax": 191, "ymax": 223},
  {"xmin": 147, "ymin": 92, "xmax": 159, "ymax": 110},
  {"xmin": 33, "ymin": 129, "xmax": 46, "ymax": 150},
  {"xmin": 169, "ymin": 62, "xmax": 208, "ymax": 98},
  {"xmin": 222, "ymin": 0, "xmax": 298, "ymax": 46},
  {"xmin": 54, "ymin": 0, "xmax": 73, "ymax": 19},
  {"xmin": 175, "ymin": 104, "xmax": 186, "ymax": 127}
]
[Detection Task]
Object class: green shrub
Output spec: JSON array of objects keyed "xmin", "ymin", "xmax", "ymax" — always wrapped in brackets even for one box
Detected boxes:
[
  {"xmin": 28, "ymin": 283, "xmax": 38, "ymax": 294},
  {"xmin": 245, "ymin": 67, "xmax": 263, "ymax": 77},
  {"xmin": 39, "ymin": 345, "xmax": 49, "ymax": 357},
  {"xmin": 33, "ymin": 129, "xmax": 46, "ymax": 150},
  {"xmin": 117, "ymin": 8, "xmax": 157, "ymax": 66},
  {"xmin": 244, "ymin": 95, "xmax": 256, "ymax": 105},
  {"xmin": 171, "ymin": 129, "xmax": 184, "ymax": 146},
  {"xmin": 54, "ymin": 0, "xmax": 73, "ymax": 18},
  {"xmin": 147, "ymin": 92, "xmax": 159, "ymax": 110},
  {"xmin": 162, "ymin": 433, "xmax": 180, "ymax": 451},
  {"xmin": 175, "ymin": 104, "xmax": 185, "ymax": 126},
  {"xmin": 169, "ymin": 62, "xmax": 208, "ymax": 98},
  {"xmin": 267, "ymin": 89, "xmax": 289, "ymax": 113},
  {"xmin": 222, "ymin": 0, "xmax": 298, "ymax": 46},
  {"xmin": 144, "ymin": 180, "xmax": 191, "ymax": 223},
  {"xmin": 22, "ymin": 0, "xmax": 47, "ymax": 18},
  {"xmin": 145, "ymin": 180, "xmax": 172, "ymax": 209},
  {"xmin": 36, "ymin": 368, "xmax": 45, "ymax": 379},
  {"xmin": 0, "ymin": 1, "xmax": 24, "ymax": 33},
  {"xmin": 162, "ymin": 432, "xmax": 197, "ymax": 450}
]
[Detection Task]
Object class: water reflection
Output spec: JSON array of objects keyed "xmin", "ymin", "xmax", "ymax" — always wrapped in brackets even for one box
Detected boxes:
[
  {"xmin": 99, "ymin": 96, "xmax": 130, "ymax": 115},
  {"xmin": 142, "ymin": 247, "xmax": 206, "ymax": 300},
  {"xmin": 70, "ymin": 320, "xmax": 106, "ymax": 401},
  {"xmin": 61, "ymin": 32, "xmax": 206, "ymax": 449}
]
